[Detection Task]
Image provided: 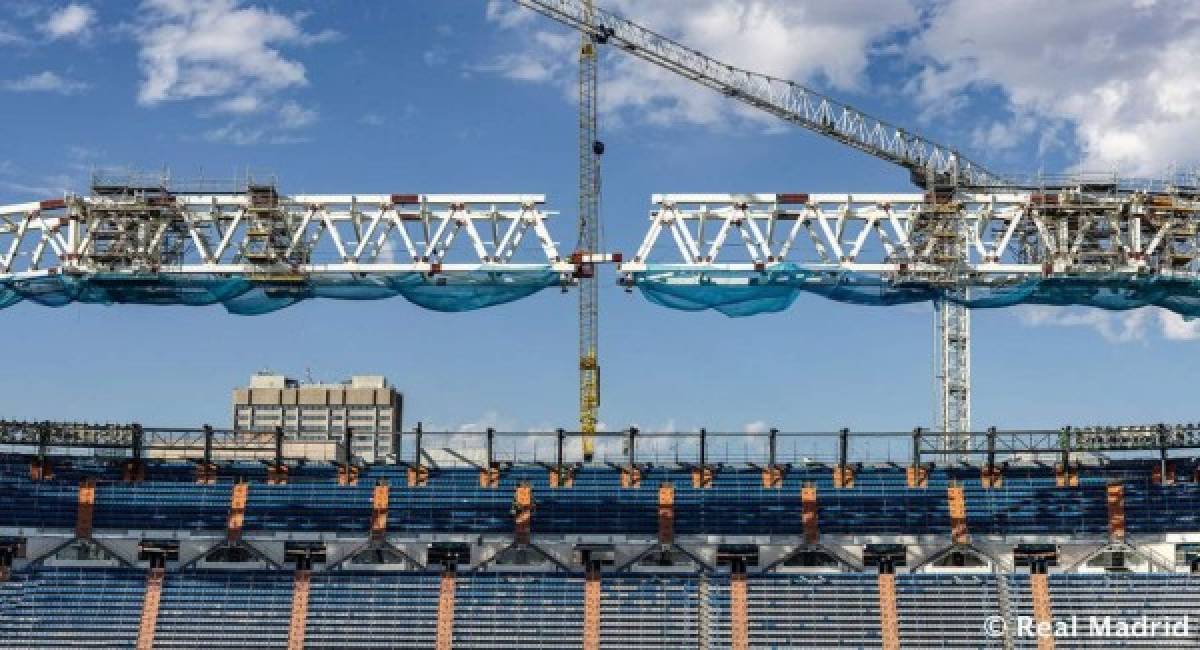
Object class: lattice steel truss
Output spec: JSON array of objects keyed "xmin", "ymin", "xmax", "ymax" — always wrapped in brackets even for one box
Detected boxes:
[
  {"xmin": 515, "ymin": 0, "xmax": 1005, "ymax": 189},
  {"xmin": 621, "ymin": 189, "xmax": 1200, "ymax": 281},
  {"xmin": 0, "ymin": 188, "xmax": 571, "ymax": 280}
]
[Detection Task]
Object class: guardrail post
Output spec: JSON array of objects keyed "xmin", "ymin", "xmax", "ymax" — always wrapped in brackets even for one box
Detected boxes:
[
  {"xmin": 480, "ymin": 428, "xmax": 499, "ymax": 488},
  {"xmin": 621, "ymin": 427, "xmax": 640, "ymax": 488},
  {"xmin": 1056, "ymin": 426, "xmax": 1077, "ymax": 487},
  {"xmin": 762, "ymin": 428, "xmax": 783, "ymax": 487},
  {"xmin": 408, "ymin": 422, "xmax": 428, "ymax": 487},
  {"xmin": 692, "ymin": 428, "xmax": 713, "ymax": 488},
  {"xmin": 124, "ymin": 424, "xmax": 146, "ymax": 482},
  {"xmin": 550, "ymin": 428, "xmax": 573, "ymax": 488},
  {"xmin": 907, "ymin": 427, "xmax": 927, "ymax": 488},
  {"xmin": 196, "ymin": 425, "xmax": 217, "ymax": 484},
  {"xmin": 268, "ymin": 426, "xmax": 287, "ymax": 484},
  {"xmin": 833, "ymin": 428, "xmax": 854, "ymax": 488}
]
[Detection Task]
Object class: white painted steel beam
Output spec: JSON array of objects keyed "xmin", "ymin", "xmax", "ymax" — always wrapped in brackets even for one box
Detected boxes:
[
  {"xmin": 622, "ymin": 191, "xmax": 1200, "ymax": 282},
  {"xmin": 0, "ymin": 192, "xmax": 572, "ymax": 280}
]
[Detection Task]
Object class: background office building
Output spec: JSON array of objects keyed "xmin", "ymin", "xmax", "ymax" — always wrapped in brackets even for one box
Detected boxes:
[{"xmin": 233, "ymin": 373, "xmax": 402, "ymax": 462}]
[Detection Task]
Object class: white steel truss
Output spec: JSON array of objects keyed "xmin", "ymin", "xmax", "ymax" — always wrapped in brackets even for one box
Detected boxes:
[
  {"xmin": 0, "ymin": 191, "xmax": 571, "ymax": 280},
  {"xmin": 621, "ymin": 191, "xmax": 1200, "ymax": 281},
  {"xmin": 624, "ymin": 189, "xmax": 1200, "ymax": 442}
]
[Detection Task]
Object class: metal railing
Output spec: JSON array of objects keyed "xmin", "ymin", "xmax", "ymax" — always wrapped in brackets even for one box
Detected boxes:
[{"xmin": 3, "ymin": 418, "xmax": 1196, "ymax": 470}]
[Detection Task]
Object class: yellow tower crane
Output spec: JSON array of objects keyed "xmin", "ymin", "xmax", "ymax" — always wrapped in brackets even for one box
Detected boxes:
[{"xmin": 577, "ymin": 0, "xmax": 601, "ymax": 461}]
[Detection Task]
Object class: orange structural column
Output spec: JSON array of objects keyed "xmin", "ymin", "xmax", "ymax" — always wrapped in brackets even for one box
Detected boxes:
[
  {"xmin": 658, "ymin": 483, "xmax": 675, "ymax": 545},
  {"xmin": 1031, "ymin": 573, "xmax": 1056, "ymax": 650},
  {"xmin": 76, "ymin": 479, "xmax": 95, "ymax": 539},
  {"xmin": 408, "ymin": 465, "xmax": 429, "ymax": 487},
  {"xmin": 832, "ymin": 465, "xmax": 855, "ymax": 488},
  {"xmin": 1152, "ymin": 462, "xmax": 1176, "ymax": 486},
  {"xmin": 286, "ymin": 569, "xmax": 311, "ymax": 650},
  {"xmin": 135, "ymin": 568, "xmax": 164, "ymax": 650},
  {"xmin": 878, "ymin": 573, "xmax": 900, "ymax": 650},
  {"xmin": 1106, "ymin": 483, "xmax": 1126, "ymax": 541},
  {"xmin": 906, "ymin": 465, "xmax": 928, "ymax": 488},
  {"xmin": 583, "ymin": 566, "xmax": 601, "ymax": 650},
  {"xmin": 948, "ymin": 484, "xmax": 969, "ymax": 544},
  {"xmin": 730, "ymin": 570, "xmax": 749, "ymax": 650},
  {"xmin": 436, "ymin": 569, "xmax": 456, "ymax": 650},
  {"xmin": 370, "ymin": 481, "xmax": 389, "ymax": 544},
  {"xmin": 514, "ymin": 483, "xmax": 533, "ymax": 545},
  {"xmin": 801, "ymin": 484, "xmax": 819, "ymax": 545},
  {"xmin": 227, "ymin": 481, "xmax": 248, "ymax": 543},
  {"xmin": 1055, "ymin": 464, "xmax": 1078, "ymax": 487},
  {"xmin": 549, "ymin": 466, "xmax": 574, "ymax": 488}
]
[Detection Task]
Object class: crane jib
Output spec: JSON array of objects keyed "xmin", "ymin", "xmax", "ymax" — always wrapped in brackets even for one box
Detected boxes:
[{"xmin": 513, "ymin": 0, "xmax": 1007, "ymax": 189}]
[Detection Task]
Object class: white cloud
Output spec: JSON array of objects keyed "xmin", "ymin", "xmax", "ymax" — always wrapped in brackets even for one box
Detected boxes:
[
  {"xmin": 485, "ymin": 1, "xmax": 1200, "ymax": 176},
  {"xmin": 484, "ymin": 0, "xmax": 917, "ymax": 128},
  {"xmin": 1158, "ymin": 311, "xmax": 1200, "ymax": 341},
  {"xmin": 202, "ymin": 123, "xmax": 267, "ymax": 146},
  {"xmin": 912, "ymin": 0, "xmax": 1200, "ymax": 175},
  {"xmin": 42, "ymin": 3, "xmax": 95, "ymax": 40},
  {"xmin": 2, "ymin": 71, "xmax": 89, "ymax": 95},
  {"xmin": 359, "ymin": 112, "xmax": 384, "ymax": 126},
  {"xmin": 135, "ymin": 0, "xmax": 329, "ymax": 108},
  {"xmin": 214, "ymin": 94, "xmax": 262, "ymax": 114},
  {"xmin": 1018, "ymin": 306, "xmax": 1148, "ymax": 343},
  {"xmin": 277, "ymin": 101, "xmax": 317, "ymax": 129},
  {"xmin": 484, "ymin": 0, "xmax": 535, "ymax": 30},
  {"xmin": 1018, "ymin": 305, "xmax": 1200, "ymax": 343}
]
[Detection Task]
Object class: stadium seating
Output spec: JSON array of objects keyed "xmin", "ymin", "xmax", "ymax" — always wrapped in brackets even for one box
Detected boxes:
[
  {"xmin": 600, "ymin": 574, "xmax": 703, "ymax": 648},
  {"xmin": 747, "ymin": 574, "xmax": 883, "ymax": 649},
  {"xmin": 305, "ymin": 571, "xmax": 440, "ymax": 649},
  {"xmin": 895, "ymin": 574, "xmax": 1004, "ymax": 649},
  {"xmin": 0, "ymin": 458, "xmax": 1193, "ymax": 537},
  {"xmin": 155, "ymin": 570, "xmax": 293, "ymax": 648},
  {"xmin": 1, "ymin": 456, "xmax": 1198, "ymax": 648},
  {"xmin": 0, "ymin": 567, "xmax": 143, "ymax": 648}
]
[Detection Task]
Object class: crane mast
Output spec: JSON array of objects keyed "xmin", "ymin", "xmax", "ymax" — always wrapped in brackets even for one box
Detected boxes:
[
  {"xmin": 517, "ymin": 0, "xmax": 990, "ymax": 445},
  {"xmin": 577, "ymin": 0, "xmax": 601, "ymax": 461}
]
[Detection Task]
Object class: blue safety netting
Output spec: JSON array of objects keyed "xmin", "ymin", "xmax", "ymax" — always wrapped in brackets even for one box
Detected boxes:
[
  {"xmin": 0, "ymin": 269, "xmax": 562, "ymax": 315},
  {"xmin": 633, "ymin": 264, "xmax": 1200, "ymax": 318}
]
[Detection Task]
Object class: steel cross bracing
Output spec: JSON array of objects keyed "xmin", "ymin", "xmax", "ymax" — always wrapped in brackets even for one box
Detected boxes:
[
  {"xmin": 0, "ymin": 192, "xmax": 571, "ymax": 280},
  {"xmin": 513, "ymin": 0, "xmax": 1006, "ymax": 189},
  {"xmin": 620, "ymin": 191, "xmax": 1200, "ymax": 282},
  {"xmin": 936, "ymin": 299, "xmax": 970, "ymax": 446}
]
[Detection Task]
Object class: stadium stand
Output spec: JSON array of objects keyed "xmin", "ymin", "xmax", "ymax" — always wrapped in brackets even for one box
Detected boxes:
[{"xmin": 2, "ymin": 452, "xmax": 1200, "ymax": 648}]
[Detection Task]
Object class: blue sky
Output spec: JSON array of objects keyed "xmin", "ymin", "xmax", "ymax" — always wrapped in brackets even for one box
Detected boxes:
[{"xmin": 1, "ymin": 0, "xmax": 1198, "ymax": 435}]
